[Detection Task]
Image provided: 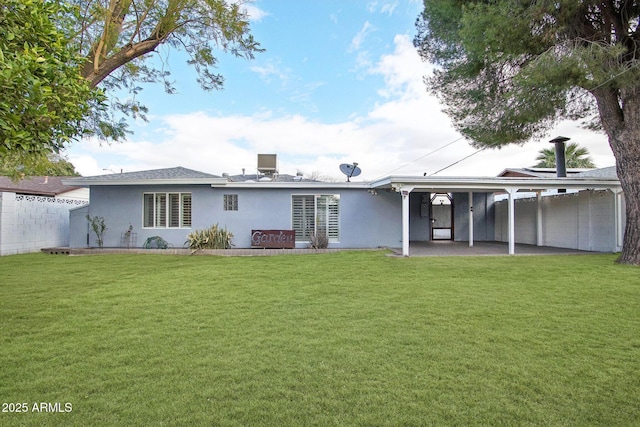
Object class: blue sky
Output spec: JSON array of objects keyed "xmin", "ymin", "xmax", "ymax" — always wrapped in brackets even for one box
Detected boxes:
[{"xmin": 67, "ymin": 0, "xmax": 615, "ymax": 180}]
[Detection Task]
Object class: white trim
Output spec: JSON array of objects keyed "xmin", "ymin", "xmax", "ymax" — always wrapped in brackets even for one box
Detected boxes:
[{"xmin": 371, "ymin": 176, "xmax": 620, "ymax": 192}]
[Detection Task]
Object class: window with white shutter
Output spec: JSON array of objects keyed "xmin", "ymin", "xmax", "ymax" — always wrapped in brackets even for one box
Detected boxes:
[
  {"xmin": 142, "ymin": 193, "xmax": 192, "ymax": 228},
  {"xmin": 292, "ymin": 194, "xmax": 339, "ymax": 242}
]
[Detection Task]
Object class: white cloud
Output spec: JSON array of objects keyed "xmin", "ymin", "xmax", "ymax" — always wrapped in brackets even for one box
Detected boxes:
[
  {"xmin": 380, "ymin": 2, "xmax": 399, "ymax": 15},
  {"xmin": 236, "ymin": 1, "xmax": 269, "ymax": 22},
  {"xmin": 349, "ymin": 21, "xmax": 374, "ymax": 52},
  {"xmin": 250, "ymin": 61, "xmax": 289, "ymax": 84},
  {"xmin": 67, "ymin": 34, "xmax": 615, "ymax": 180},
  {"xmin": 367, "ymin": 1, "xmax": 399, "ymax": 15}
]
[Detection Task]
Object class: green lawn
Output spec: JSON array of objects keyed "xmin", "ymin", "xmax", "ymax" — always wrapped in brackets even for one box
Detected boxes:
[{"xmin": 1, "ymin": 251, "xmax": 639, "ymax": 426}]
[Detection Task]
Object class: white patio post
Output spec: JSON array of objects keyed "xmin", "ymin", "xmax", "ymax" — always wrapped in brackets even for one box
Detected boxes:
[
  {"xmin": 401, "ymin": 187, "xmax": 410, "ymax": 257},
  {"xmin": 536, "ymin": 191, "xmax": 543, "ymax": 246},
  {"xmin": 614, "ymin": 188, "xmax": 624, "ymax": 252},
  {"xmin": 468, "ymin": 191, "xmax": 474, "ymax": 247},
  {"xmin": 507, "ymin": 188, "xmax": 516, "ymax": 255}
]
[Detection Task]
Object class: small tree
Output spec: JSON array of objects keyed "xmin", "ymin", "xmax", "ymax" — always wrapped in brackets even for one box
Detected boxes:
[{"xmin": 86, "ymin": 215, "xmax": 107, "ymax": 248}]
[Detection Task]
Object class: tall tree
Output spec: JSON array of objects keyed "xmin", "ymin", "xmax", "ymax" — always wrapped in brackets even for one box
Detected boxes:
[
  {"xmin": 71, "ymin": 0, "xmax": 263, "ymax": 139},
  {"xmin": 0, "ymin": 154, "xmax": 80, "ymax": 177},
  {"xmin": 415, "ymin": 0, "xmax": 640, "ymax": 265},
  {"xmin": 0, "ymin": 0, "xmax": 102, "ymax": 177},
  {"xmin": 534, "ymin": 143, "xmax": 596, "ymax": 168}
]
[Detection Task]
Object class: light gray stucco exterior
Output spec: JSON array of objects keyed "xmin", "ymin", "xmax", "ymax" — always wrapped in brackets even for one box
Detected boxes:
[
  {"xmin": 65, "ymin": 166, "xmax": 623, "ymax": 255},
  {"xmin": 73, "ymin": 183, "xmax": 406, "ymax": 249}
]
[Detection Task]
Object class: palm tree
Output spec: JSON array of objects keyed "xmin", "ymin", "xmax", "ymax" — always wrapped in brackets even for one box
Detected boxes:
[{"xmin": 534, "ymin": 143, "xmax": 596, "ymax": 168}]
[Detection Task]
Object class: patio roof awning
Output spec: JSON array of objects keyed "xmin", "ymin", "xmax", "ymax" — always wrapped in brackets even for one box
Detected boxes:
[
  {"xmin": 370, "ymin": 175, "xmax": 622, "ymax": 257},
  {"xmin": 370, "ymin": 175, "xmax": 621, "ymax": 193}
]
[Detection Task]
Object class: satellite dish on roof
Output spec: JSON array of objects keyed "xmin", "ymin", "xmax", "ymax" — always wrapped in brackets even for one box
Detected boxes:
[{"xmin": 339, "ymin": 163, "xmax": 361, "ymax": 182}]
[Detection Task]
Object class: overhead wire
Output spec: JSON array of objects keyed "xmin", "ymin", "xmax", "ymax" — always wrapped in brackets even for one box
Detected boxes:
[
  {"xmin": 425, "ymin": 53, "xmax": 640, "ymax": 176},
  {"xmin": 372, "ymin": 136, "xmax": 465, "ymax": 181}
]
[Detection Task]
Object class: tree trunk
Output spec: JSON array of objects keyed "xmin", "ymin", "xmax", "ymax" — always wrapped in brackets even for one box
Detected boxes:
[
  {"xmin": 610, "ymin": 134, "xmax": 640, "ymax": 265},
  {"xmin": 594, "ymin": 86, "xmax": 640, "ymax": 265}
]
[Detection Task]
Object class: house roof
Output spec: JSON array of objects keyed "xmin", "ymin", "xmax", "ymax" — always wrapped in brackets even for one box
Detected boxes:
[
  {"xmin": 497, "ymin": 167, "xmax": 594, "ymax": 178},
  {"xmin": 63, "ymin": 165, "xmax": 622, "ymax": 193},
  {"xmin": 63, "ymin": 166, "xmax": 226, "ymax": 186},
  {"xmin": 0, "ymin": 176, "xmax": 83, "ymax": 196},
  {"xmin": 572, "ymin": 166, "xmax": 618, "ymax": 179}
]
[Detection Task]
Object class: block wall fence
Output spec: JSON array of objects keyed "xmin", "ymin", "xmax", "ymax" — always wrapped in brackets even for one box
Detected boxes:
[
  {"xmin": 0, "ymin": 192, "xmax": 87, "ymax": 256},
  {"xmin": 494, "ymin": 189, "xmax": 625, "ymax": 253}
]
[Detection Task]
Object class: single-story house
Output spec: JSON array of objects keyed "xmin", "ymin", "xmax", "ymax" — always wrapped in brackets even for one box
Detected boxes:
[{"xmin": 63, "ymin": 164, "xmax": 623, "ymax": 256}]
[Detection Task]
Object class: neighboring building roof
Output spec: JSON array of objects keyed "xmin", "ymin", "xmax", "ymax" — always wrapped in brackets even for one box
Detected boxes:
[
  {"xmin": 64, "ymin": 166, "xmax": 226, "ymax": 186},
  {"xmin": 572, "ymin": 166, "xmax": 618, "ymax": 179},
  {"xmin": 497, "ymin": 167, "xmax": 594, "ymax": 178},
  {"xmin": 0, "ymin": 176, "xmax": 83, "ymax": 197}
]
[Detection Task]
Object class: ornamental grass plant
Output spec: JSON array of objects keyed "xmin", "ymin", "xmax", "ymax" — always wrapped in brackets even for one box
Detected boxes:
[
  {"xmin": 185, "ymin": 223, "xmax": 233, "ymax": 252},
  {"xmin": 1, "ymin": 252, "xmax": 638, "ymax": 426}
]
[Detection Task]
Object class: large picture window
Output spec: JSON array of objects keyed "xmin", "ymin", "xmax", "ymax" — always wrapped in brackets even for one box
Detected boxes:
[
  {"xmin": 292, "ymin": 194, "xmax": 340, "ymax": 242},
  {"xmin": 143, "ymin": 193, "xmax": 191, "ymax": 228}
]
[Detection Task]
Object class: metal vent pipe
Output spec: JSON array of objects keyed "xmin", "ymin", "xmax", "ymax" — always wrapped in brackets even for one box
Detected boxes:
[{"xmin": 549, "ymin": 136, "xmax": 570, "ymax": 178}]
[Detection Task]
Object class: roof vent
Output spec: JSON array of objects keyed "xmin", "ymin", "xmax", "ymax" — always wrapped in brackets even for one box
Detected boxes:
[
  {"xmin": 257, "ymin": 154, "xmax": 277, "ymax": 176},
  {"xmin": 549, "ymin": 136, "xmax": 569, "ymax": 178}
]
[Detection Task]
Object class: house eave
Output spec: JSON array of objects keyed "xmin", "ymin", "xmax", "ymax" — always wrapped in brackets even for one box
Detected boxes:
[{"xmin": 370, "ymin": 175, "xmax": 622, "ymax": 192}]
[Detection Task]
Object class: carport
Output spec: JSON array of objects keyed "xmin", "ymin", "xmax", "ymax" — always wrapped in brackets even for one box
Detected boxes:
[{"xmin": 370, "ymin": 176, "xmax": 623, "ymax": 257}]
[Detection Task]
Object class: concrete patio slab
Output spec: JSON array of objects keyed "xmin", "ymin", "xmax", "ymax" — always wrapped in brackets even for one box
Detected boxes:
[{"xmin": 390, "ymin": 241, "xmax": 607, "ymax": 257}]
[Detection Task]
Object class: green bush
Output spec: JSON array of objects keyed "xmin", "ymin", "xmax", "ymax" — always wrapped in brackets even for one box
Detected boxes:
[{"xmin": 185, "ymin": 224, "xmax": 233, "ymax": 252}]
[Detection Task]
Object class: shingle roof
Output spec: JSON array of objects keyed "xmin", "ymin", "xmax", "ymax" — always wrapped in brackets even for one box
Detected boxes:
[
  {"xmin": 572, "ymin": 166, "xmax": 618, "ymax": 179},
  {"xmin": 0, "ymin": 176, "xmax": 81, "ymax": 196},
  {"xmin": 79, "ymin": 166, "xmax": 220, "ymax": 181}
]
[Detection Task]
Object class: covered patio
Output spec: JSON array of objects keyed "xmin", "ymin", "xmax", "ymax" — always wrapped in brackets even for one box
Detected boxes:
[{"xmin": 370, "ymin": 175, "xmax": 623, "ymax": 257}]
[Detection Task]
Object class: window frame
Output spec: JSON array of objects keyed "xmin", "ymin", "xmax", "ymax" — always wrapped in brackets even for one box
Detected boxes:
[
  {"xmin": 223, "ymin": 194, "xmax": 239, "ymax": 211},
  {"xmin": 143, "ymin": 192, "xmax": 192, "ymax": 229},
  {"xmin": 291, "ymin": 194, "xmax": 340, "ymax": 243}
]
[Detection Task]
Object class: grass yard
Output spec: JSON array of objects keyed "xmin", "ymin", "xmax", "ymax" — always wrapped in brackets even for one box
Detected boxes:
[{"xmin": 0, "ymin": 251, "xmax": 639, "ymax": 426}]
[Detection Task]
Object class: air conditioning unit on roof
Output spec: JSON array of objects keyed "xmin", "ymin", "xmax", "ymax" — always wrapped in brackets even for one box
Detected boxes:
[{"xmin": 257, "ymin": 154, "xmax": 277, "ymax": 175}]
